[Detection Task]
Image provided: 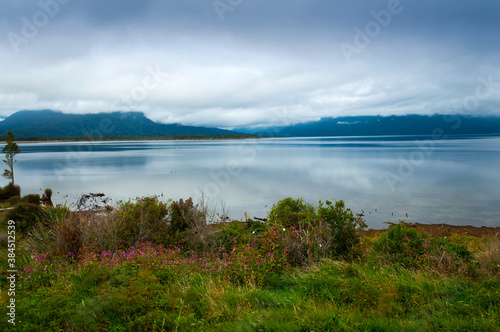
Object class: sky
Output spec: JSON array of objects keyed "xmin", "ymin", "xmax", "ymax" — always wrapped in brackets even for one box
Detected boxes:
[{"xmin": 1, "ymin": 0, "xmax": 499, "ymax": 129}]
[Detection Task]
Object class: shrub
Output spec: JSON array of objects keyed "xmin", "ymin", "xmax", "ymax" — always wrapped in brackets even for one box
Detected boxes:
[
  {"xmin": 41, "ymin": 188, "xmax": 53, "ymax": 206},
  {"xmin": 317, "ymin": 200, "xmax": 367, "ymax": 259},
  {"xmin": 42, "ymin": 204, "xmax": 70, "ymax": 225},
  {"xmin": 21, "ymin": 194, "xmax": 41, "ymax": 205},
  {"xmin": 112, "ymin": 196, "xmax": 169, "ymax": 248},
  {"xmin": 373, "ymin": 222, "xmax": 433, "ymax": 269},
  {"xmin": 53, "ymin": 215, "xmax": 83, "ymax": 257},
  {"xmin": 0, "ymin": 182, "xmax": 20, "ymax": 200},
  {"xmin": 25, "ymin": 204, "xmax": 72, "ymax": 255},
  {"xmin": 435, "ymin": 238, "xmax": 474, "ymax": 261},
  {"xmin": 5, "ymin": 202, "xmax": 44, "ymax": 235},
  {"xmin": 168, "ymin": 197, "xmax": 196, "ymax": 234},
  {"xmin": 430, "ymin": 238, "xmax": 478, "ymax": 277},
  {"xmin": 268, "ymin": 198, "xmax": 317, "ymax": 266},
  {"xmin": 267, "ymin": 198, "xmax": 366, "ymax": 265},
  {"xmin": 245, "ymin": 218, "xmax": 267, "ymax": 234},
  {"xmin": 7, "ymin": 195, "xmax": 21, "ymax": 205},
  {"xmin": 204, "ymin": 221, "xmax": 245, "ymax": 254},
  {"xmin": 267, "ymin": 197, "xmax": 315, "ymax": 229}
]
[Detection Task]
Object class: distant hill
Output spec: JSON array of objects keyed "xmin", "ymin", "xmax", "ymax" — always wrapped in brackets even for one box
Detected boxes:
[
  {"xmin": 237, "ymin": 114, "xmax": 500, "ymax": 137},
  {"xmin": 0, "ymin": 110, "xmax": 240, "ymax": 138}
]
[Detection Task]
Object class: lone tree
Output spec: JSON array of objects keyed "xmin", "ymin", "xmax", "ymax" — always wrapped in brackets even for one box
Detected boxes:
[{"xmin": 2, "ymin": 131, "xmax": 21, "ymax": 185}]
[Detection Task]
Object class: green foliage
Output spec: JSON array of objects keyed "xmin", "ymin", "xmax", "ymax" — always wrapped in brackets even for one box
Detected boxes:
[
  {"xmin": 268, "ymin": 197, "xmax": 315, "ymax": 229},
  {"xmin": 317, "ymin": 199, "xmax": 367, "ymax": 259},
  {"xmin": 113, "ymin": 196, "xmax": 169, "ymax": 248},
  {"xmin": 54, "ymin": 215, "xmax": 83, "ymax": 257},
  {"xmin": 0, "ymin": 182, "xmax": 20, "ymax": 200},
  {"xmin": 245, "ymin": 218, "xmax": 267, "ymax": 234},
  {"xmin": 207, "ymin": 221, "xmax": 245, "ymax": 253},
  {"xmin": 168, "ymin": 197, "xmax": 196, "ymax": 234},
  {"xmin": 21, "ymin": 193, "xmax": 41, "ymax": 205},
  {"xmin": 434, "ymin": 237, "xmax": 474, "ymax": 261},
  {"xmin": 42, "ymin": 204, "xmax": 70, "ymax": 225},
  {"xmin": 6, "ymin": 257, "xmax": 499, "ymax": 331},
  {"xmin": 373, "ymin": 222, "xmax": 433, "ymax": 269},
  {"xmin": 5, "ymin": 202, "xmax": 43, "ymax": 235},
  {"xmin": 267, "ymin": 197, "xmax": 366, "ymax": 265}
]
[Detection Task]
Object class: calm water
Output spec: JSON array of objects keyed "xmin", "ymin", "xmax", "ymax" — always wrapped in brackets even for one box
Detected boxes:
[{"xmin": 12, "ymin": 135, "xmax": 500, "ymax": 228}]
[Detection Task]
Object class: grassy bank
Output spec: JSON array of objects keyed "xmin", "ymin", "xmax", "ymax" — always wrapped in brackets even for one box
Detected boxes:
[{"xmin": 1, "ymin": 196, "xmax": 499, "ymax": 331}]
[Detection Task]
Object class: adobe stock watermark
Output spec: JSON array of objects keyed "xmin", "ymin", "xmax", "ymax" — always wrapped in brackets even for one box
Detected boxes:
[
  {"xmin": 7, "ymin": 0, "xmax": 72, "ymax": 54},
  {"xmin": 339, "ymin": 0, "xmax": 412, "ymax": 63},
  {"xmin": 213, "ymin": 0, "xmax": 244, "ymax": 22},
  {"xmin": 6, "ymin": 220, "xmax": 17, "ymax": 326},
  {"xmin": 384, "ymin": 73, "xmax": 500, "ymax": 192},
  {"xmin": 52, "ymin": 65, "xmax": 169, "ymax": 181}
]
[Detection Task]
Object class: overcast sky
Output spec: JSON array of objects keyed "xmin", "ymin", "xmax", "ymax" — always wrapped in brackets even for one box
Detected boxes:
[{"xmin": 1, "ymin": 0, "xmax": 499, "ymax": 128}]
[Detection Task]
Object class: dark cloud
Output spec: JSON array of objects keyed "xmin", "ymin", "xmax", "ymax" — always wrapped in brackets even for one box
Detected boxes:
[{"xmin": 0, "ymin": 0, "xmax": 499, "ymax": 127}]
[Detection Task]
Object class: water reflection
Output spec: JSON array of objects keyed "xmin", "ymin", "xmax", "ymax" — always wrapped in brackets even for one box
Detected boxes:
[{"xmin": 11, "ymin": 136, "xmax": 500, "ymax": 228}]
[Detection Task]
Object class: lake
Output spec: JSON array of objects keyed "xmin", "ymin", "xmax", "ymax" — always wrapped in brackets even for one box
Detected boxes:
[{"xmin": 12, "ymin": 135, "xmax": 500, "ymax": 228}]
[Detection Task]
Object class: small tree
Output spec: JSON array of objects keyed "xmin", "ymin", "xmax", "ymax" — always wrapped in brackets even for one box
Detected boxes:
[{"xmin": 2, "ymin": 131, "xmax": 21, "ymax": 185}]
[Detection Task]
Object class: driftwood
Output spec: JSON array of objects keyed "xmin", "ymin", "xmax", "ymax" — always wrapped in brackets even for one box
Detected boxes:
[{"xmin": 76, "ymin": 193, "xmax": 112, "ymax": 211}]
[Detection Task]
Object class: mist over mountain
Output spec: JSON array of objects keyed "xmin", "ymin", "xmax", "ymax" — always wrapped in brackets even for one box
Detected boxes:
[
  {"xmin": 237, "ymin": 115, "xmax": 500, "ymax": 137},
  {"xmin": 0, "ymin": 110, "xmax": 240, "ymax": 138}
]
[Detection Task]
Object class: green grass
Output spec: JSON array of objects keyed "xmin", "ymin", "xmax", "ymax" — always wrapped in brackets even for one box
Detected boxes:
[{"xmin": 1, "ymin": 253, "xmax": 498, "ymax": 331}]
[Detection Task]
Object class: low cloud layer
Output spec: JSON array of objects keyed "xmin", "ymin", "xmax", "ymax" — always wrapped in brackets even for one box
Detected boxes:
[{"xmin": 1, "ymin": 0, "xmax": 499, "ymax": 128}]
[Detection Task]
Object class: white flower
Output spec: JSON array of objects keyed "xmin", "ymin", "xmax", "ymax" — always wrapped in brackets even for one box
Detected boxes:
[{"xmin": 282, "ymin": 228, "xmax": 286, "ymax": 231}]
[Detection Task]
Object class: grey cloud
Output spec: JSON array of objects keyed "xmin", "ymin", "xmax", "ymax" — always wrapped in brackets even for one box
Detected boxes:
[{"xmin": 0, "ymin": 0, "xmax": 499, "ymax": 127}]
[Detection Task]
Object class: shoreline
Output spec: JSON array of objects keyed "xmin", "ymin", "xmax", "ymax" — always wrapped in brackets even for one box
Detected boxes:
[
  {"xmin": 2, "ymin": 133, "xmax": 263, "ymax": 144},
  {"xmin": 363, "ymin": 222, "xmax": 500, "ymax": 238}
]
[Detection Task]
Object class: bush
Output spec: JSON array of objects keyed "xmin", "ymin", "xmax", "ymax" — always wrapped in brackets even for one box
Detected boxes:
[
  {"xmin": 268, "ymin": 197, "xmax": 315, "ymax": 229},
  {"xmin": 41, "ymin": 188, "xmax": 53, "ymax": 206},
  {"xmin": 435, "ymin": 238, "xmax": 474, "ymax": 262},
  {"xmin": 317, "ymin": 200, "xmax": 367, "ymax": 259},
  {"xmin": 373, "ymin": 222, "xmax": 433, "ymax": 269},
  {"xmin": 168, "ymin": 197, "xmax": 217, "ymax": 252},
  {"xmin": 168, "ymin": 197, "xmax": 196, "ymax": 234},
  {"xmin": 0, "ymin": 182, "xmax": 20, "ymax": 200},
  {"xmin": 112, "ymin": 196, "xmax": 170, "ymax": 248},
  {"xmin": 5, "ymin": 202, "xmax": 44, "ymax": 235},
  {"xmin": 204, "ymin": 221, "xmax": 245, "ymax": 254},
  {"xmin": 53, "ymin": 215, "xmax": 83, "ymax": 257},
  {"xmin": 245, "ymin": 218, "xmax": 267, "ymax": 234},
  {"xmin": 7, "ymin": 195, "xmax": 21, "ymax": 205},
  {"xmin": 267, "ymin": 198, "xmax": 366, "ymax": 266},
  {"xmin": 432, "ymin": 239, "xmax": 478, "ymax": 277},
  {"xmin": 42, "ymin": 204, "xmax": 70, "ymax": 225},
  {"xmin": 21, "ymin": 194, "xmax": 41, "ymax": 205}
]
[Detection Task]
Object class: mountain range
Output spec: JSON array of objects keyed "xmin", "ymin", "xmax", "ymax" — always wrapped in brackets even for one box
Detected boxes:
[
  {"xmin": 237, "ymin": 114, "xmax": 500, "ymax": 137},
  {"xmin": 1, "ymin": 111, "xmax": 499, "ymax": 139},
  {"xmin": 0, "ymin": 110, "xmax": 239, "ymax": 138}
]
